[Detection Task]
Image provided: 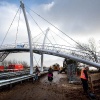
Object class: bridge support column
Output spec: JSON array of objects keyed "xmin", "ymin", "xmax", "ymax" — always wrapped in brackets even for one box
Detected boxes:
[
  {"xmin": 67, "ymin": 63, "xmax": 77, "ymax": 83},
  {"xmin": 41, "ymin": 54, "xmax": 43, "ymax": 72},
  {"xmin": 41, "ymin": 28, "xmax": 49, "ymax": 72}
]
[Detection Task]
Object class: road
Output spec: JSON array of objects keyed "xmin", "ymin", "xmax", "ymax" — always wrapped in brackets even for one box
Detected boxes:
[{"xmin": 0, "ymin": 71, "xmax": 97, "ymax": 100}]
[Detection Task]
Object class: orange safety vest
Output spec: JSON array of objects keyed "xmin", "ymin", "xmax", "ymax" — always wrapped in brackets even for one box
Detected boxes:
[{"xmin": 80, "ymin": 68, "xmax": 87, "ymax": 80}]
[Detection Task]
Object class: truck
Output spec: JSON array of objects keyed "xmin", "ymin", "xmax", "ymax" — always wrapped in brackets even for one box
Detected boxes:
[
  {"xmin": 8, "ymin": 64, "xmax": 24, "ymax": 71},
  {"xmin": 0, "ymin": 66, "xmax": 4, "ymax": 72}
]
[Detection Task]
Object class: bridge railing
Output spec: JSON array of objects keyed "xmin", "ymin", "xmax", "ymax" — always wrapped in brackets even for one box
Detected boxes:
[
  {"xmin": 31, "ymin": 43, "xmax": 95, "ymax": 62},
  {"xmin": 0, "ymin": 42, "xmax": 100, "ymax": 63},
  {"xmin": 32, "ymin": 43, "xmax": 100, "ymax": 63}
]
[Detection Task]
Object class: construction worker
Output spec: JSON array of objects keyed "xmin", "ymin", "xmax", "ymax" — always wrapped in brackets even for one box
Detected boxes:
[
  {"xmin": 48, "ymin": 66, "xmax": 53, "ymax": 82},
  {"xmin": 80, "ymin": 66, "xmax": 89, "ymax": 94},
  {"xmin": 35, "ymin": 66, "xmax": 40, "ymax": 80}
]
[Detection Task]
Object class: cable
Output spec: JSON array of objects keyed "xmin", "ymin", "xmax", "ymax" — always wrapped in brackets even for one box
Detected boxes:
[
  {"xmin": 27, "ymin": 12, "xmax": 45, "ymax": 36},
  {"xmin": 25, "ymin": 5, "xmax": 91, "ymax": 52},
  {"xmin": 26, "ymin": 6, "xmax": 78, "ymax": 43},
  {"xmin": 26, "ymin": 8, "xmax": 72, "ymax": 51},
  {"xmin": 32, "ymin": 32, "xmax": 43, "ymax": 42},
  {"xmin": 34, "ymin": 33, "xmax": 44, "ymax": 43},
  {"xmin": 33, "ymin": 55, "xmax": 39, "ymax": 66},
  {"xmin": 25, "ymin": 4, "xmax": 95, "ymax": 60},
  {"xmin": 15, "ymin": 8, "xmax": 21, "ymax": 46},
  {"xmin": 50, "ymin": 30, "xmax": 73, "ymax": 47},
  {"xmin": 37, "ymin": 57, "xmax": 41, "ymax": 65},
  {"xmin": 50, "ymin": 32, "xmax": 57, "ymax": 44},
  {"xmin": 0, "ymin": 7, "xmax": 20, "ymax": 48},
  {"xmin": 27, "ymin": 11, "xmax": 54, "ymax": 46}
]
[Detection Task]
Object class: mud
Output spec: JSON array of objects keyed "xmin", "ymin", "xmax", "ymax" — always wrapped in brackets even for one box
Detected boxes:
[{"xmin": 0, "ymin": 72, "xmax": 100, "ymax": 100}]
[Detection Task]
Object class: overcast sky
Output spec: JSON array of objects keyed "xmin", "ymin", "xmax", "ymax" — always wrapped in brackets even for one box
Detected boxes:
[{"xmin": 0, "ymin": 0, "xmax": 100, "ymax": 67}]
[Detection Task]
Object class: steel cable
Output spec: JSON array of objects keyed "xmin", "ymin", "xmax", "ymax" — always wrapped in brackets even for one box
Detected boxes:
[
  {"xmin": 26, "ymin": 11, "xmax": 54, "ymax": 46},
  {"xmin": 25, "ymin": 5, "xmax": 92, "ymax": 53},
  {"xmin": 0, "ymin": 6, "xmax": 20, "ymax": 48},
  {"xmin": 15, "ymin": 8, "xmax": 21, "ymax": 46}
]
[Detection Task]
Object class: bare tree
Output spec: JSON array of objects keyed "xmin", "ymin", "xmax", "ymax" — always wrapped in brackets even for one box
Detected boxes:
[{"xmin": 76, "ymin": 38, "xmax": 98, "ymax": 63}]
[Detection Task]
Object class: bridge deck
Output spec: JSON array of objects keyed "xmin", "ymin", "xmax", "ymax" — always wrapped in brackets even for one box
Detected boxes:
[{"xmin": 0, "ymin": 72, "xmax": 95, "ymax": 100}]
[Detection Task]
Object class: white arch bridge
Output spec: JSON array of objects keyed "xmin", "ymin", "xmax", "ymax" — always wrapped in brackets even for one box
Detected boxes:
[
  {"xmin": 0, "ymin": 42, "xmax": 100, "ymax": 70},
  {"xmin": 0, "ymin": 1, "xmax": 100, "ymax": 75}
]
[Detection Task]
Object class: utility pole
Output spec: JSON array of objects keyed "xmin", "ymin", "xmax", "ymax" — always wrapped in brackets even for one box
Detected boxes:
[{"xmin": 20, "ymin": 1, "xmax": 33, "ymax": 74}]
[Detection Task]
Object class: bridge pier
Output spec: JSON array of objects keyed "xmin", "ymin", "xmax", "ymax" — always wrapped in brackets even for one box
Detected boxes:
[
  {"xmin": 67, "ymin": 63, "xmax": 77, "ymax": 83},
  {"xmin": 41, "ymin": 54, "xmax": 43, "ymax": 72}
]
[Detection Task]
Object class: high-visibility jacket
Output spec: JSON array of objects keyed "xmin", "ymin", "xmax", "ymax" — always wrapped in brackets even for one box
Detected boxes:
[{"xmin": 80, "ymin": 68, "xmax": 87, "ymax": 80}]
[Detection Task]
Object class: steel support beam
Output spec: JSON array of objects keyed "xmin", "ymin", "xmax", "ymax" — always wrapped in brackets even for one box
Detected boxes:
[
  {"xmin": 20, "ymin": 1, "xmax": 33, "ymax": 74},
  {"xmin": 41, "ymin": 28, "xmax": 50, "ymax": 71}
]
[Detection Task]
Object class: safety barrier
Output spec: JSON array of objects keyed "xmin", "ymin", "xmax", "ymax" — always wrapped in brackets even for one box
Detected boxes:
[
  {"xmin": 0, "ymin": 70, "xmax": 30, "ymax": 79},
  {"xmin": 0, "ymin": 71, "xmax": 48, "ymax": 87}
]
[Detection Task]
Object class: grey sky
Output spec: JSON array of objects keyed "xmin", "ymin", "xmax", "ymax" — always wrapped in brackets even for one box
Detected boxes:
[
  {"xmin": 37, "ymin": 0, "xmax": 100, "ymax": 36},
  {"xmin": 0, "ymin": 0, "xmax": 100, "ymax": 67}
]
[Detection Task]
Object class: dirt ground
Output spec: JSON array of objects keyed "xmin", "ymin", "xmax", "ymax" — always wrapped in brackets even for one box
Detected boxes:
[{"xmin": 0, "ymin": 72, "xmax": 100, "ymax": 100}]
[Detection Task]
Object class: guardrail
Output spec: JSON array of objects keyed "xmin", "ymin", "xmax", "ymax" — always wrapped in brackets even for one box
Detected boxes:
[
  {"xmin": 0, "ymin": 71, "xmax": 48, "ymax": 87},
  {"xmin": 0, "ymin": 70, "xmax": 30, "ymax": 79},
  {"xmin": 0, "ymin": 74, "xmax": 34, "ymax": 87}
]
